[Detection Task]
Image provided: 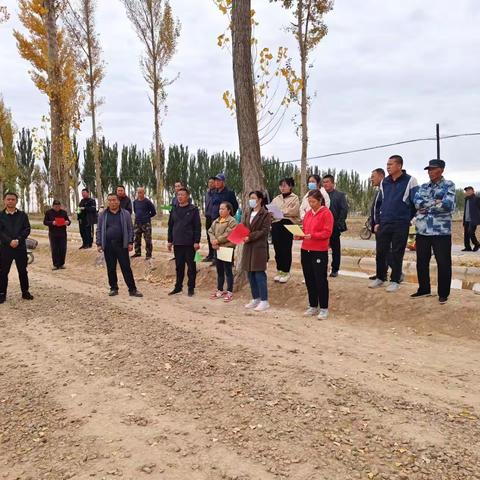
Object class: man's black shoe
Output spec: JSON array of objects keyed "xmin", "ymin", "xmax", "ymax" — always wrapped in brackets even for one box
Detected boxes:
[
  {"xmin": 52, "ymin": 266, "xmax": 59, "ymax": 271},
  {"xmin": 368, "ymin": 275, "xmax": 377, "ymax": 280},
  {"xmin": 210, "ymin": 258, "xmax": 217, "ymax": 266},
  {"xmin": 108, "ymin": 289, "xmax": 119, "ymax": 296},
  {"xmin": 329, "ymin": 271, "xmax": 339, "ymax": 278},
  {"xmin": 461, "ymin": 248, "xmax": 472, "ymax": 252},
  {"xmin": 146, "ymin": 256, "xmax": 152, "ymax": 260},
  {"xmin": 0, "ymin": 295, "xmax": 5, "ymax": 304},
  {"xmin": 168, "ymin": 288, "xmax": 182, "ymax": 296},
  {"xmin": 410, "ymin": 291, "xmax": 431, "ymax": 299},
  {"xmin": 131, "ymin": 253, "xmax": 141, "ymax": 258},
  {"xmin": 129, "ymin": 290, "xmax": 143, "ymax": 298},
  {"xmin": 202, "ymin": 256, "xmax": 213, "ymax": 263},
  {"xmin": 79, "ymin": 245, "xmax": 86, "ymax": 250},
  {"xmin": 59, "ymin": 265, "xmax": 66, "ymax": 269},
  {"xmin": 22, "ymin": 292, "xmax": 34, "ymax": 300},
  {"xmin": 474, "ymin": 245, "xmax": 480, "ymax": 252},
  {"xmin": 188, "ymin": 288, "xmax": 195, "ymax": 297},
  {"xmin": 439, "ymin": 296, "xmax": 448, "ymax": 304}
]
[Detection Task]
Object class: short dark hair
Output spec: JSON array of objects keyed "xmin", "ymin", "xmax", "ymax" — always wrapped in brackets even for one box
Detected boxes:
[
  {"xmin": 307, "ymin": 174, "xmax": 321, "ymax": 185},
  {"xmin": 177, "ymin": 187, "xmax": 190, "ymax": 195},
  {"xmin": 220, "ymin": 201, "xmax": 234, "ymax": 215},
  {"xmin": 279, "ymin": 177, "xmax": 295, "ymax": 188},
  {"xmin": 389, "ymin": 155, "xmax": 404, "ymax": 166},
  {"xmin": 175, "ymin": 180, "xmax": 184, "ymax": 186},
  {"xmin": 307, "ymin": 189, "xmax": 326, "ymax": 206},
  {"xmin": 107, "ymin": 192, "xmax": 119, "ymax": 199},
  {"xmin": 322, "ymin": 174, "xmax": 335, "ymax": 183},
  {"xmin": 464, "ymin": 186, "xmax": 474, "ymax": 191},
  {"xmin": 3, "ymin": 191, "xmax": 18, "ymax": 199},
  {"xmin": 372, "ymin": 168, "xmax": 386, "ymax": 176},
  {"xmin": 209, "ymin": 176, "xmax": 217, "ymax": 181},
  {"xmin": 81, "ymin": 188, "xmax": 89, "ymax": 193},
  {"xmin": 116, "ymin": 185, "xmax": 126, "ymax": 190}
]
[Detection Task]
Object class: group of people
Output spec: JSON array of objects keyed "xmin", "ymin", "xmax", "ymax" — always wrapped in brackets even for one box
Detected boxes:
[{"xmin": 0, "ymin": 159, "xmax": 478, "ymax": 314}]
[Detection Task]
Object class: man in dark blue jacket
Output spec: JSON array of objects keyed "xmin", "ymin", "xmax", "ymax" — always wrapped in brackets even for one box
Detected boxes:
[
  {"xmin": 369, "ymin": 155, "xmax": 418, "ymax": 292},
  {"xmin": 211, "ymin": 173, "xmax": 239, "ymax": 220},
  {"xmin": 0, "ymin": 192, "xmax": 34, "ymax": 303},
  {"xmin": 167, "ymin": 188, "xmax": 201, "ymax": 297}
]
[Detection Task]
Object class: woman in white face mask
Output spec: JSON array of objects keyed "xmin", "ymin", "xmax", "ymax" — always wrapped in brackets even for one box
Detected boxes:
[
  {"xmin": 241, "ymin": 191, "xmax": 272, "ymax": 312},
  {"xmin": 300, "ymin": 174, "xmax": 330, "ymax": 221}
]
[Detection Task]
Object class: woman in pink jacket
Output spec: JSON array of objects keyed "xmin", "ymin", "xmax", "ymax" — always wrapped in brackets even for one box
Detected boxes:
[{"xmin": 296, "ymin": 189, "xmax": 334, "ymax": 320}]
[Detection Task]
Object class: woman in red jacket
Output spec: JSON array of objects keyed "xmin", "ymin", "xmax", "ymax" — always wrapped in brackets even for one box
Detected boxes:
[{"xmin": 296, "ymin": 189, "xmax": 334, "ymax": 320}]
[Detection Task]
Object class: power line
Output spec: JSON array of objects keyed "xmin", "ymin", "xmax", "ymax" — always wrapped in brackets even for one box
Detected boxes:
[{"xmin": 270, "ymin": 131, "xmax": 480, "ymax": 165}]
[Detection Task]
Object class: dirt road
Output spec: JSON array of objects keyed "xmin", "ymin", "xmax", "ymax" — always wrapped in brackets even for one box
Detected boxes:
[{"xmin": 1, "ymin": 242, "xmax": 479, "ymax": 480}]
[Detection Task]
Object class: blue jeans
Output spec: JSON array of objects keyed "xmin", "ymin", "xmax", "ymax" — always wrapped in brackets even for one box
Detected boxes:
[{"xmin": 247, "ymin": 271, "xmax": 268, "ymax": 301}]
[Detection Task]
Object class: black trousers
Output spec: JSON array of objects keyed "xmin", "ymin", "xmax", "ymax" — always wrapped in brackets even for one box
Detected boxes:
[
  {"xmin": 103, "ymin": 241, "xmax": 137, "ymax": 292},
  {"xmin": 0, "ymin": 247, "xmax": 29, "ymax": 295},
  {"xmin": 464, "ymin": 222, "xmax": 479, "ymax": 249},
  {"xmin": 174, "ymin": 245, "xmax": 196, "ymax": 290},
  {"xmin": 301, "ymin": 249, "xmax": 329, "ymax": 309},
  {"xmin": 205, "ymin": 216, "xmax": 214, "ymax": 258},
  {"xmin": 416, "ymin": 234, "xmax": 452, "ymax": 298},
  {"xmin": 79, "ymin": 221, "xmax": 94, "ymax": 247},
  {"xmin": 330, "ymin": 228, "xmax": 341, "ymax": 273},
  {"xmin": 376, "ymin": 223, "xmax": 409, "ymax": 283},
  {"xmin": 271, "ymin": 220, "xmax": 294, "ymax": 272},
  {"xmin": 216, "ymin": 259, "xmax": 234, "ymax": 292},
  {"xmin": 50, "ymin": 234, "xmax": 67, "ymax": 267}
]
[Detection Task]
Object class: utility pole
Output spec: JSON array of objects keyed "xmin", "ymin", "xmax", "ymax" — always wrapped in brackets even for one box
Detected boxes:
[{"xmin": 436, "ymin": 123, "xmax": 440, "ymax": 159}]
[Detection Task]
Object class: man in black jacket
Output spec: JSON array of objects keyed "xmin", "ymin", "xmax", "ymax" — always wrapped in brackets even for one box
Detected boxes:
[
  {"xmin": 43, "ymin": 200, "xmax": 71, "ymax": 269},
  {"xmin": 0, "ymin": 192, "xmax": 34, "ymax": 303},
  {"xmin": 167, "ymin": 188, "xmax": 201, "ymax": 296},
  {"xmin": 322, "ymin": 174, "xmax": 348, "ymax": 277},
  {"xmin": 463, "ymin": 186, "xmax": 480, "ymax": 252},
  {"xmin": 78, "ymin": 188, "xmax": 97, "ymax": 249},
  {"xmin": 203, "ymin": 177, "xmax": 216, "ymax": 262},
  {"xmin": 116, "ymin": 185, "xmax": 133, "ymax": 214}
]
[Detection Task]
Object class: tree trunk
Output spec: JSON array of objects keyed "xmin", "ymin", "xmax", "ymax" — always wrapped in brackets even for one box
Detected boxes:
[
  {"xmin": 45, "ymin": 0, "xmax": 68, "ymax": 207},
  {"xmin": 298, "ymin": 3, "xmax": 308, "ymax": 198},
  {"xmin": 231, "ymin": 0, "xmax": 265, "ymax": 288},
  {"xmin": 153, "ymin": 84, "xmax": 164, "ymax": 208}
]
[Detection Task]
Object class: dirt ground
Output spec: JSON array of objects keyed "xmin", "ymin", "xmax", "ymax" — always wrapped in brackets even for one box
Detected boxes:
[{"xmin": 1, "ymin": 238, "xmax": 480, "ymax": 480}]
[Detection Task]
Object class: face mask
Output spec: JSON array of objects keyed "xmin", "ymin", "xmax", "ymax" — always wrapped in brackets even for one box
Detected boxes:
[
  {"xmin": 308, "ymin": 182, "xmax": 317, "ymax": 191},
  {"xmin": 248, "ymin": 199, "xmax": 257, "ymax": 209}
]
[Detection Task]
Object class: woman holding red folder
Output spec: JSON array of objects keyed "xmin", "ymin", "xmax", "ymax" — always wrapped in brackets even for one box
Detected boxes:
[
  {"xmin": 295, "ymin": 189, "xmax": 333, "ymax": 320},
  {"xmin": 242, "ymin": 191, "xmax": 272, "ymax": 312},
  {"xmin": 43, "ymin": 200, "xmax": 71, "ymax": 270}
]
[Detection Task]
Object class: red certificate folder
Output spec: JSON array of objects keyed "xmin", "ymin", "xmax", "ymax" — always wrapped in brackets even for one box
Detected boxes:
[
  {"xmin": 55, "ymin": 217, "xmax": 66, "ymax": 226},
  {"xmin": 227, "ymin": 223, "xmax": 250, "ymax": 245}
]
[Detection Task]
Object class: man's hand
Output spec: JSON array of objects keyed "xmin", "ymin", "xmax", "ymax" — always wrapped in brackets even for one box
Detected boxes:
[
  {"xmin": 194, "ymin": 243, "xmax": 200, "ymax": 251},
  {"xmin": 10, "ymin": 239, "xmax": 19, "ymax": 248},
  {"xmin": 212, "ymin": 239, "xmax": 219, "ymax": 246},
  {"xmin": 244, "ymin": 236, "xmax": 250, "ymax": 243},
  {"xmin": 374, "ymin": 224, "xmax": 380, "ymax": 233},
  {"xmin": 128, "ymin": 244, "xmax": 133, "ymax": 252},
  {"xmin": 97, "ymin": 245, "xmax": 103, "ymax": 253},
  {"xmin": 167, "ymin": 242, "xmax": 173, "ymax": 252},
  {"xmin": 52, "ymin": 220, "xmax": 57, "ymax": 226}
]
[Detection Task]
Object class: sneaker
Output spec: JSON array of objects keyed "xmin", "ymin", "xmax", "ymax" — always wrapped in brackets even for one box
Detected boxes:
[
  {"xmin": 386, "ymin": 282, "xmax": 400, "ymax": 293},
  {"xmin": 188, "ymin": 288, "xmax": 195, "ymax": 297},
  {"xmin": 223, "ymin": 291, "xmax": 234, "ymax": 303},
  {"xmin": 254, "ymin": 300, "xmax": 270, "ymax": 312},
  {"xmin": 439, "ymin": 296, "xmax": 448, "ymax": 304},
  {"xmin": 22, "ymin": 292, "xmax": 34, "ymax": 300},
  {"xmin": 210, "ymin": 290, "xmax": 224, "ymax": 300},
  {"xmin": 369, "ymin": 279, "xmax": 385, "ymax": 289},
  {"xmin": 278, "ymin": 273, "xmax": 291, "ymax": 283},
  {"xmin": 461, "ymin": 248, "xmax": 472, "ymax": 252},
  {"xmin": 368, "ymin": 275, "xmax": 377, "ymax": 280},
  {"xmin": 129, "ymin": 290, "xmax": 143, "ymax": 298},
  {"xmin": 109, "ymin": 289, "xmax": 119, "ymax": 296},
  {"xmin": 59, "ymin": 265, "xmax": 66, "ymax": 269},
  {"xmin": 146, "ymin": 255, "xmax": 152, "ymax": 260},
  {"xmin": 274, "ymin": 271, "xmax": 283, "ymax": 282},
  {"xmin": 168, "ymin": 287, "xmax": 182, "ymax": 296},
  {"xmin": 474, "ymin": 245, "xmax": 480, "ymax": 252},
  {"xmin": 79, "ymin": 245, "xmax": 86, "ymax": 250},
  {"xmin": 304, "ymin": 306, "xmax": 318, "ymax": 316},
  {"xmin": 329, "ymin": 271, "xmax": 339, "ymax": 278},
  {"xmin": 245, "ymin": 298, "xmax": 261, "ymax": 309},
  {"xmin": 131, "ymin": 253, "xmax": 141, "ymax": 258},
  {"xmin": 317, "ymin": 308, "xmax": 329, "ymax": 320},
  {"xmin": 52, "ymin": 266, "xmax": 59, "ymax": 271},
  {"xmin": 410, "ymin": 291, "xmax": 431, "ymax": 299}
]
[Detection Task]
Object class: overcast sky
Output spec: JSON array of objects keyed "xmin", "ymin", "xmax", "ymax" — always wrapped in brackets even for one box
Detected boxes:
[{"xmin": 1, "ymin": 0, "xmax": 479, "ymax": 188}]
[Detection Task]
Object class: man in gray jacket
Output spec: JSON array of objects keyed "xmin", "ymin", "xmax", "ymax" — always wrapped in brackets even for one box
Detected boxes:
[{"xmin": 96, "ymin": 193, "xmax": 142, "ymax": 297}]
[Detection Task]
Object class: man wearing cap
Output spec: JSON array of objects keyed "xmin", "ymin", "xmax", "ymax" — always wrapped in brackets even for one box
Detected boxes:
[
  {"xmin": 211, "ymin": 173, "xmax": 239, "ymax": 221},
  {"xmin": 412, "ymin": 160, "xmax": 456, "ymax": 304},
  {"xmin": 462, "ymin": 186, "xmax": 480, "ymax": 252},
  {"xmin": 43, "ymin": 200, "xmax": 71, "ymax": 270}
]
